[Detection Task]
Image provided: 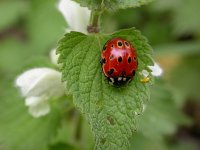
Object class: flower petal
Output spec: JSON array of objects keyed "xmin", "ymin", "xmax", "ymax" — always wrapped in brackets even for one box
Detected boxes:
[
  {"xmin": 25, "ymin": 96, "xmax": 48, "ymax": 107},
  {"xmin": 141, "ymin": 70, "xmax": 149, "ymax": 78},
  {"xmin": 16, "ymin": 68, "xmax": 51, "ymax": 96},
  {"xmin": 28, "ymin": 99, "xmax": 50, "ymax": 118},
  {"xmin": 148, "ymin": 63, "xmax": 163, "ymax": 77},
  {"xmin": 58, "ymin": 0, "xmax": 91, "ymax": 33},
  {"xmin": 16, "ymin": 68, "xmax": 65, "ymax": 98},
  {"xmin": 49, "ymin": 49, "xmax": 59, "ymax": 66}
]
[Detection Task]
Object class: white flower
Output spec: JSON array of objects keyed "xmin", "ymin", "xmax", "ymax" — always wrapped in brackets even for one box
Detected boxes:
[
  {"xmin": 141, "ymin": 70, "xmax": 149, "ymax": 78},
  {"xmin": 16, "ymin": 68, "xmax": 65, "ymax": 118},
  {"xmin": 148, "ymin": 63, "xmax": 163, "ymax": 77},
  {"xmin": 15, "ymin": 0, "xmax": 91, "ymax": 118},
  {"xmin": 50, "ymin": 49, "xmax": 59, "ymax": 66},
  {"xmin": 141, "ymin": 63, "xmax": 163, "ymax": 78},
  {"xmin": 58, "ymin": 0, "xmax": 91, "ymax": 34},
  {"xmin": 140, "ymin": 63, "xmax": 163, "ymax": 83},
  {"xmin": 25, "ymin": 96, "xmax": 50, "ymax": 118}
]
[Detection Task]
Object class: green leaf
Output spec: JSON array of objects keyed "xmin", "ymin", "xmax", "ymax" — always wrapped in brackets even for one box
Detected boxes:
[
  {"xmin": 151, "ymin": 0, "xmax": 180, "ymax": 12},
  {"xmin": 155, "ymin": 41, "xmax": 200, "ymax": 56},
  {"xmin": 172, "ymin": 0, "xmax": 200, "ymax": 35},
  {"xmin": 137, "ymin": 80, "xmax": 191, "ymax": 140},
  {"xmin": 0, "ymin": 38, "xmax": 28, "ymax": 73},
  {"xmin": 49, "ymin": 142, "xmax": 76, "ymax": 150},
  {"xmin": 130, "ymin": 133, "xmax": 168, "ymax": 150},
  {"xmin": 170, "ymin": 55, "xmax": 200, "ymax": 101},
  {"xmin": 73, "ymin": 0, "xmax": 154, "ymax": 10},
  {"xmin": 0, "ymin": 38, "xmax": 55, "ymax": 74},
  {"xmin": 57, "ymin": 28, "xmax": 154, "ymax": 149},
  {"xmin": 152, "ymin": 0, "xmax": 200, "ymax": 36},
  {"xmin": 51, "ymin": 111, "xmax": 94, "ymax": 150}
]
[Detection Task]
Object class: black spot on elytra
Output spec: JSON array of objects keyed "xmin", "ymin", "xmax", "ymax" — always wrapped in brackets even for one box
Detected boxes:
[
  {"xmin": 134, "ymin": 56, "xmax": 137, "ymax": 61},
  {"xmin": 102, "ymin": 58, "xmax": 106, "ymax": 64},
  {"xmin": 108, "ymin": 68, "xmax": 114, "ymax": 75},
  {"xmin": 111, "ymin": 45, "xmax": 114, "ymax": 48},
  {"xmin": 117, "ymin": 41, "xmax": 123, "ymax": 47},
  {"xmin": 132, "ymin": 70, "xmax": 136, "ymax": 76},
  {"xmin": 118, "ymin": 56, "xmax": 122, "ymax": 62},
  {"xmin": 125, "ymin": 41, "xmax": 129, "ymax": 47},
  {"xmin": 110, "ymin": 55, "xmax": 114, "ymax": 60},
  {"xmin": 128, "ymin": 57, "xmax": 131, "ymax": 63},
  {"xmin": 100, "ymin": 58, "xmax": 106, "ymax": 65}
]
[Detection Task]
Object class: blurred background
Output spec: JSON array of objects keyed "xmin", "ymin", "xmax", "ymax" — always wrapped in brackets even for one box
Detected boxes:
[{"xmin": 0, "ymin": 0, "xmax": 200, "ymax": 150}]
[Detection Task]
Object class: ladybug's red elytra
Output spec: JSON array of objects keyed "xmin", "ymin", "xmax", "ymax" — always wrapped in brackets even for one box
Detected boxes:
[{"xmin": 100, "ymin": 38, "xmax": 138, "ymax": 86}]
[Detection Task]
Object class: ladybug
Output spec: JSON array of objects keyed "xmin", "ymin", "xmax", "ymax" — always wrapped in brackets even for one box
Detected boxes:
[{"xmin": 100, "ymin": 38, "xmax": 138, "ymax": 86}]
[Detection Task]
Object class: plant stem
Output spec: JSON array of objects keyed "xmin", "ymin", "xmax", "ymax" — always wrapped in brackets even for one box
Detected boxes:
[
  {"xmin": 75, "ymin": 110, "xmax": 83, "ymax": 141},
  {"xmin": 87, "ymin": 10, "xmax": 101, "ymax": 33}
]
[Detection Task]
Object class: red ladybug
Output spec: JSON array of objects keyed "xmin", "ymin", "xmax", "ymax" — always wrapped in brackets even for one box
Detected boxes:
[{"xmin": 100, "ymin": 38, "xmax": 138, "ymax": 86}]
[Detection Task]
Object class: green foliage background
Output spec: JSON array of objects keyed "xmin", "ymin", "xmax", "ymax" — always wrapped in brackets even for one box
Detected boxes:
[{"xmin": 0, "ymin": 0, "xmax": 200, "ymax": 150}]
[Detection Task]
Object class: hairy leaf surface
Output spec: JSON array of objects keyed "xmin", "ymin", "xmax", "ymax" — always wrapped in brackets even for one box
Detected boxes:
[
  {"xmin": 73, "ymin": 0, "xmax": 154, "ymax": 10},
  {"xmin": 57, "ymin": 28, "xmax": 154, "ymax": 149}
]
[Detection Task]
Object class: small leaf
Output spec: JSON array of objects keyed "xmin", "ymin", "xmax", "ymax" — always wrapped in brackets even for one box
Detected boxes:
[
  {"xmin": 73, "ymin": 0, "xmax": 154, "ymax": 10},
  {"xmin": 57, "ymin": 28, "xmax": 153, "ymax": 149}
]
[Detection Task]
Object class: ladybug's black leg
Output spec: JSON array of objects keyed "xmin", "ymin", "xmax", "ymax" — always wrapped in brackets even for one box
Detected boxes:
[
  {"xmin": 100, "ymin": 59, "xmax": 103, "ymax": 65},
  {"xmin": 107, "ymin": 77, "xmax": 114, "ymax": 85},
  {"xmin": 110, "ymin": 77, "xmax": 114, "ymax": 83},
  {"xmin": 126, "ymin": 77, "xmax": 132, "ymax": 83},
  {"xmin": 100, "ymin": 58, "xmax": 106, "ymax": 66},
  {"xmin": 107, "ymin": 68, "xmax": 114, "ymax": 75}
]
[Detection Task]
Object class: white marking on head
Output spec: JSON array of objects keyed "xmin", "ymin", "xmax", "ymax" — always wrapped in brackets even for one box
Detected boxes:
[
  {"xmin": 123, "ymin": 77, "xmax": 126, "ymax": 81},
  {"xmin": 110, "ymin": 77, "xmax": 114, "ymax": 83},
  {"xmin": 118, "ymin": 77, "xmax": 122, "ymax": 81}
]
